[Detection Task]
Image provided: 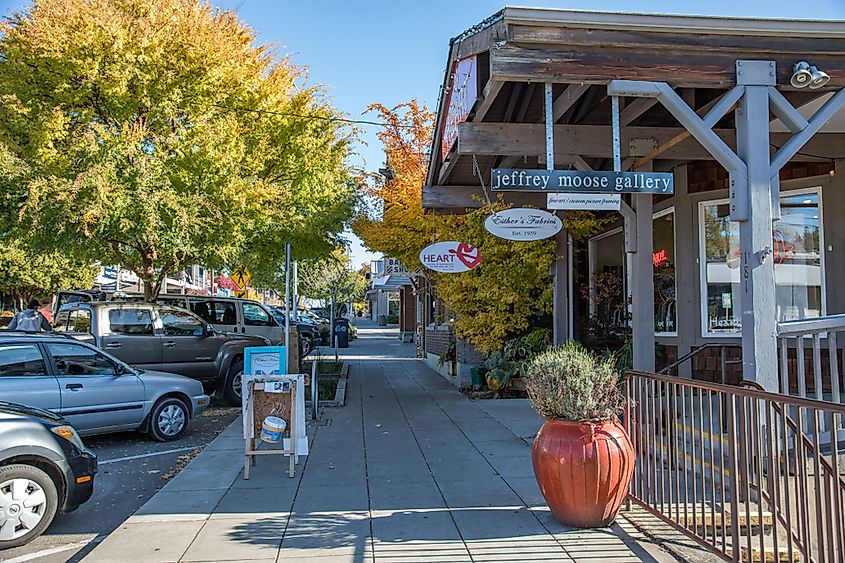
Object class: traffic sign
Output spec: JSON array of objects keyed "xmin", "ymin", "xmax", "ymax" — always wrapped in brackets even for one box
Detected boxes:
[
  {"xmin": 235, "ymin": 289, "xmax": 249, "ymax": 299},
  {"xmin": 232, "ymin": 267, "xmax": 251, "ymax": 290}
]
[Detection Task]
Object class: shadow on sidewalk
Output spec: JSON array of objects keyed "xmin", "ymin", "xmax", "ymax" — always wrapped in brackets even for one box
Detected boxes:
[{"xmin": 224, "ymin": 506, "xmax": 668, "ymax": 562}]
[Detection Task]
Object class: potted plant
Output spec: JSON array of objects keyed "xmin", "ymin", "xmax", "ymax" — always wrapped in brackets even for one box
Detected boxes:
[{"xmin": 524, "ymin": 341, "xmax": 633, "ymax": 528}]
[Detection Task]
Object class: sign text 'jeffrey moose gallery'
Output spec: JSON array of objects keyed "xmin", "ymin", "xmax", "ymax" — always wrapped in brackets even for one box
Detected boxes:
[{"xmin": 491, "ymin": 169, "xmax": 674, "ymax": 194}]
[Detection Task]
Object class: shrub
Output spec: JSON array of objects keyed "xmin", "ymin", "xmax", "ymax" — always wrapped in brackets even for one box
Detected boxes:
[{"xmin": 524, "ymin": 341, "xmax": 623, "ymax": 422}]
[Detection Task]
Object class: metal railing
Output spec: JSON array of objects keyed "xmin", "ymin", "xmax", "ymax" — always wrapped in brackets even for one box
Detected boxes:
[
  {"xmin": 626, "ymin": 370, "xmax": 845, "ymax": 563},
  {"xmin": 778, "ymin": 314, "xmax": 845, "ymax": 406}
]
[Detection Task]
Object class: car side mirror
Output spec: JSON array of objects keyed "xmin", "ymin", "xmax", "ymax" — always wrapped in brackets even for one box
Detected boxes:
[
  {"xmin": 114, "ymin": 363, "xmax": 127, "ymax": 376},
  {"xmin": 203, "ymin": 324, "xmax": 215, "ymax": 337}
]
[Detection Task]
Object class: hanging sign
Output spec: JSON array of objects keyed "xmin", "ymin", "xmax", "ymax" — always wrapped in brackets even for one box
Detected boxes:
[
  {"xmin": 420, "ymin": 241, "xmax": 482, "ymax": 273},
  {"xmin": 484, "ymin": 208, "xmax": 561, "ymax": 241},
  {"xmin": 441, "ymin": 56, "xmax": 478, "ymax": 160},
  {"xmin": 547, "ymin": 193, "xmax": 622, "ymax": 211},
  {"xmin": 491, "ymin": 169, "xmax": 674, "ymax": 194}
]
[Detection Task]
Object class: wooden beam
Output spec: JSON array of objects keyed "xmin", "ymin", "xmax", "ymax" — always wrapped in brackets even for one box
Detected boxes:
[
  {"xmin": 497, "ymin": 155, "xmax": 524, "ymax": 168},
  {"xmin": 491, "ymin": 43, "xmax": 845, "ymax": 88},
  {"xmin": 437, "ymin": 153, "xmax": 461, "ymax": 185},
  {"xmin": 422, "ymin": 185, "xmax": 547, "ymax": 209},
  {"xmin": 515, "ymin": 82, "xmax": 538, "ymax": 122},
  {"xmin": 457, "ymin": 122, "xmax": 841, "ymax": 161},
  {"xmin": 472, "ymin": 79, "xmax": 504, "ymax": 123},
  {"xmin": 619, "ymin": 97, "xmax": 658, "ymax": 126},
  {"xmin": 507, "ymin": 24, "xmax": 845, "ymax": 57},
  {"xmin": 551, "ymin": 83, "xmax": 590, "ymax": 123}
]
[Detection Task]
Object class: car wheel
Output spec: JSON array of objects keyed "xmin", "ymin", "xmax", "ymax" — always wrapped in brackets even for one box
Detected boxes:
[
  {"xmin": 301, "ymin": 336, "xmax": 313, "ymax": 357},
  {"xmin": 223, "ymin": 358, "xmax": 244, "ymax": 406},
  {"xmin": 147, "ymin": 397, "xmax": 189, "ymax": 442},
  {"xmin": 0, "ymin": 464, "xmax": 58, "ymax": 549}
]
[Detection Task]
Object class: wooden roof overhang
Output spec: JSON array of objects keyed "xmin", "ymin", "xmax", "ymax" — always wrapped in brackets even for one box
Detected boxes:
[{"xmin": 423, "ymin": 7, "xmax": 845, "ymax": 211}]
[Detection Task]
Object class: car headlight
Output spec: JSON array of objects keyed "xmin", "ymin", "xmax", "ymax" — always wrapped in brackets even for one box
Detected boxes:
[{"xmin": 51, "ymin": 425, "xmax": 86, "ymax": 451}]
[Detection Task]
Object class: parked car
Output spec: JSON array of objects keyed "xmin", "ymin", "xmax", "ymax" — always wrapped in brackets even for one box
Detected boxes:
[
  {"xmin": 268, "ymin": 308, "xmax": 319, "ymax": 355},
  {"xmin": 0, "ymin": 332, "xmax": 209, "ymax": 440},
  {"xmin": 0, "ymin": 401, "xmax": 97, "ymax": 549},
  {"xmin": 54, "ymin": 291, "xmax": 284, "ymax": 345},
  {"xmin": 52, "ymin": 302, "xmax": 266, "ymax": 405}
]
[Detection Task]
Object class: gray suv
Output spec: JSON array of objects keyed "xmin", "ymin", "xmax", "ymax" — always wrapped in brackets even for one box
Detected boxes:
[{"xmin": 53, "ymin": 302, "xmax": 267, "ymax": 405}]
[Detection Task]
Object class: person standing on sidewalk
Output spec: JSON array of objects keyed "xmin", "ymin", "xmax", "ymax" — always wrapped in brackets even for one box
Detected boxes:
[{"xmin": 6, "ymin": 299, "xmax": 52, "ymax": 331}]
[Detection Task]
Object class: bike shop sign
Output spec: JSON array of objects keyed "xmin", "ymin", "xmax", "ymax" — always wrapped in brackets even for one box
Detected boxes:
[
  {"xmin": 420, "ymin": 241, "xmax": 482, "ymax": 273},
  {"xmin": 484, "ymin": 208, "xmax": 562, "ymax": 241}
]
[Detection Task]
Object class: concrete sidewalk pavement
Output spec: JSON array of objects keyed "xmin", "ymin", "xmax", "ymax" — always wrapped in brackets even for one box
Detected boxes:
[{"xmin": 84, "ymin": 323, "xmax": 680, "ymax": 562}]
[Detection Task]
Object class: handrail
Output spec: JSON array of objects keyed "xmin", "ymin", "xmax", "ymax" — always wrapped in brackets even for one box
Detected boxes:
[
  {"xmin": 778, "ymin": 314, "xmax": 845, "ymax": 337},
  {"xmin": 658, "ymin": 343, "xmax": 741, "ymax": 381},
  {"xmin": 629, "ymin": 370, "xmax": 845, "ymax": 414},
  {"xmin": 625, "ymin": 370, "xmax": 845, "ymax": 415}
]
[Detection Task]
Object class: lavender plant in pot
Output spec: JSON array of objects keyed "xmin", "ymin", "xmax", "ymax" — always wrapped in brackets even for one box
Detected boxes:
[{"xmin": 524, "ymin": 341, "xmax": 634, "ymax": 528}]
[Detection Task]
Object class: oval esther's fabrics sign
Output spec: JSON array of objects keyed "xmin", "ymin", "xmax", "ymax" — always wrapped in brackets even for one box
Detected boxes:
[
  {"xmin": 419, "ymin": 241, "xmax": 482, "ymax": 273},
  {"xmin": 484, "ymin": 208, "xmax": 562, "ymax": 241}
]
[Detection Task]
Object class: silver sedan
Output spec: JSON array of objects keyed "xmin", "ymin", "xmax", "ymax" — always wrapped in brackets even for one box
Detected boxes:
[{"xmin": 0, "ymin": 334, "xmax": 209, "ymax": 441}]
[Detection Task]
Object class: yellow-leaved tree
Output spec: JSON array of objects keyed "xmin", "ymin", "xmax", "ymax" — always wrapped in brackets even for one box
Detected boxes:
[{"xmin": 353, "ymin": 101, "xmax": 556, "ymax": 354}]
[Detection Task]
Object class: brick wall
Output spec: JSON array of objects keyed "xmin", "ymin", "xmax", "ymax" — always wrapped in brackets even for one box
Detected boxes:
[
  {"xmin": 457, "ymin": 339, "xmax": 485, "ymax": 366},
  {"xmin": 399, "ymin": 285, "xmax": 416, "ymax": 332},
  {"xmin": 691, "ymin": 345, "xmax": 742, "ymax": 385},
  {"xmin": 425, "ymin": 325, "xmax": 453, "ymax": 358}
]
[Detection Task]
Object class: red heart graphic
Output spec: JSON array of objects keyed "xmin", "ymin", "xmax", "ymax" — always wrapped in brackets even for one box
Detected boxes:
[{"xmin": 450, "ymin": 242, "xmax": 482, "ymax": 269}]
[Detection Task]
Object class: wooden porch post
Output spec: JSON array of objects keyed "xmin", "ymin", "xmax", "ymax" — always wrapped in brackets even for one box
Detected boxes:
[{"xmin": 631, "ymin": 170, "xmax": 656, "ymax": 373}]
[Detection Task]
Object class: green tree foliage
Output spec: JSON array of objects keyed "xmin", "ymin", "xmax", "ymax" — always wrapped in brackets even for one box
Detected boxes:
[
  {"xmin": 0, "ymin": 0, "xmax": 355, "ymax": 301},
  {"xmin": 0, "ymin": 236, "xmax": 98, "ymax": 308},
  {"xmin": 298, "ymin": 250, "xmax": 367, "ymax": 307}
]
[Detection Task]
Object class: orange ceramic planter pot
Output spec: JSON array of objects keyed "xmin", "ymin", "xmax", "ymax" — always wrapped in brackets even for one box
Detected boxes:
[{"xmin": 532, "ymin": 419, "xmax": 634, "ymax": 528}]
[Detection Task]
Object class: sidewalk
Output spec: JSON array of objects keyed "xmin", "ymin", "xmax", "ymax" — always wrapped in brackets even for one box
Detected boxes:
[{"xmin": 85, "ymin": 323, "xmax": 680, "ymax": 562}]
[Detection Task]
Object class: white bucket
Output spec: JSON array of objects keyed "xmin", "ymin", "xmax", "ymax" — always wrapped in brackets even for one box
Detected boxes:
[{"xmin": 260, "ymin": 416, "xmax": 287, "ymax": 443}]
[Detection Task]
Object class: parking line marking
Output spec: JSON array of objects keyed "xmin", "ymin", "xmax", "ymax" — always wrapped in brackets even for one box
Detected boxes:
[
  {"xmin": 3, "ymin": 535, "xmax": 105, "ymax": 563},
  {"xmin": 99, "ymin": 446, "xmax": 200, "ymax": 465}
]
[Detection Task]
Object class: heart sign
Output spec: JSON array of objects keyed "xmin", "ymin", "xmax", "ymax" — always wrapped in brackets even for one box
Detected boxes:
[
  {"xmin": 451, "ymin": 242, "xmax": 482, "ymax": 269},
  {"xmin": 420, "ymin": 241, "xmax": 483, "ymax": 273}
]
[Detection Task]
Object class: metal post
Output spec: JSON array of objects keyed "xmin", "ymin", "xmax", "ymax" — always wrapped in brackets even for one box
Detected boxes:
[
  {"xmin": 611, "ymin": 95, "xmax": 622, "ymax": 172},
  {"xmin": 284, "ymin": 242, "xmax": 291, "ymax": 369},
  {"xmin": 736, "ymin": 82, "xmax": 778, "ymax": 390},
  {"xmin": 544, "ymin": 83, "xmax": 554, "ymax": 172},
  {"xmin": 546, "ymin": 82, "xmax": 570, "ymax": 346},
  {"xmin": 330, "ymin": 290, "xmax": 337, "ymax": 362},
  {"xmin": 310, "ymin": 359, "xmax": 317, "ymax": 420},
  {"xmin": 292, "ymin": 261, "xmax": 299, "ymax": 322}
]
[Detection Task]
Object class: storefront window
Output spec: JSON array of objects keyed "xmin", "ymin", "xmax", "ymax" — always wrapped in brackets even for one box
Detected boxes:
[
  {"xmin": 699, "ymin": 190, "xmax": 823, "ymax": 335},
  {"xmin": 653, "ymin": 211, "xmax": 676, "ymax": 335},
  {"xmin": 588, "ymin": 230, "xmax": 627, "ymax": 330}
]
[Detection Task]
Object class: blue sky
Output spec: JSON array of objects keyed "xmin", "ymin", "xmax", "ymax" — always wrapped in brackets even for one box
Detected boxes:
[{"xmin": 2, "ymin": 0, "xmax": 845, "ymax": 266}]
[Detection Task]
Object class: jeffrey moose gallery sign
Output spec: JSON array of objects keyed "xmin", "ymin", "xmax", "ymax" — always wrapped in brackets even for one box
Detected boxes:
[{"xmin": 491, "ymin": 168, "xmax": 674, "ymax": 194}]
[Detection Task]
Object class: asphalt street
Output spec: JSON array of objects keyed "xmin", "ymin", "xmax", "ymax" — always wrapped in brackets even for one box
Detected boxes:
[{"xmin": 1, "ymin": 401, "xmax": 240, "ymax": 563}]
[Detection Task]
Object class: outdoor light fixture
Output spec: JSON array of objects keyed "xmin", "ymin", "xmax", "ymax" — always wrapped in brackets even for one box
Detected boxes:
[{"xmin": 791, "ymin": 61, "xmax": 830, "ymax": 89}]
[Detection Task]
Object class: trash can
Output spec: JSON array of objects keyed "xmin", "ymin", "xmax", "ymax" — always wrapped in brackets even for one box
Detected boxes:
[
  {"xmin": 333, "ymin": 318, "xmax": 350, "ymax": 348},
  {"xmin": 377, "ymin": 314, "xmax": 387, "ymax": 326}
]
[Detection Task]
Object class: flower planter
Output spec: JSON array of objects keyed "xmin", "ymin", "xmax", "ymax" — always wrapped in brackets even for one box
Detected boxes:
[{"xmin": 532, "ymin": 418, "xmax": 634, "ymax": 528}]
